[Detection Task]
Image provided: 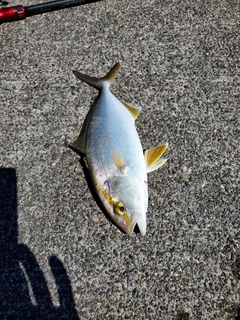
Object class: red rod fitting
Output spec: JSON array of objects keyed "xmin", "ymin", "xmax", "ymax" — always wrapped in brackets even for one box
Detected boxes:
[{"xmin": 0, "ymin": 5, "xmax": 26, "ymax": 22}]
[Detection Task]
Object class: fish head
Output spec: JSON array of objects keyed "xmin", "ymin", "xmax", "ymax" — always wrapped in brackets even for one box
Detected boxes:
[{"xmin": 103, "ymin": 176, "xmax": 148, "ymax": 236}]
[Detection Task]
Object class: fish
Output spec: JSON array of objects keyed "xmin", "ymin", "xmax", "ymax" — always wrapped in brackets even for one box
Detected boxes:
[{"xmin": 70, "ymin": 62, "xmax": 168, "ymax": 236}]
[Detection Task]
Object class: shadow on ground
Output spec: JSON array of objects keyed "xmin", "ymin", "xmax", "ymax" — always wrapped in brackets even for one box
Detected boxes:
[{"xmin": 0, "ymin": 168, "xmax": 79, "ymax": 319}]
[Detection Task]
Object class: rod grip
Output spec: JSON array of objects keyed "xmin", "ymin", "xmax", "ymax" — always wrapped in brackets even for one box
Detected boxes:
[{"xmin": 0, "ymin": 5, "xmax": 26, "ymax": 22}]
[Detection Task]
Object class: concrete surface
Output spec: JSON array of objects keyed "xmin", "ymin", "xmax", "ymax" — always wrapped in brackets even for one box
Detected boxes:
[{"xmin": 1, "ymin": 0, "xmax": 239, "ymax": 319}]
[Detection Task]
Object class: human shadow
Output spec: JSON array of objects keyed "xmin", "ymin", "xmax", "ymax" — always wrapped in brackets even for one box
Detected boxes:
[{"xmin": 0, "ymin": 168, "xmax": 79, "ymax": 319}]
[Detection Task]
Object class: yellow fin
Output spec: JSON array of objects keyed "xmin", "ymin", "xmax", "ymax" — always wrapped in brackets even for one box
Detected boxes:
[
  {"xmin": 121, "ymin": 101, "xmax": 142, "ymax": 119},
  {"xmin": 144, "ymin": 143, "xmax": 168, "ymax": 173},
  {"xmin": 110, "ymin": 150, "xmax": 129, "ymax": 174}
]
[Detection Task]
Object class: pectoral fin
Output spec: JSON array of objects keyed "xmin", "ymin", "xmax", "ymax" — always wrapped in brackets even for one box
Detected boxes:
[
  {"xmin": 110, "ymin": 150, "xmax": 129, "ymax": 174},
  {"xmin": 144, "ymin": 143, "xmax": 168, "ymax": 173},
  {"xmin": 121, "ymin": 101, "xmax": 142, "ymax": 119}
]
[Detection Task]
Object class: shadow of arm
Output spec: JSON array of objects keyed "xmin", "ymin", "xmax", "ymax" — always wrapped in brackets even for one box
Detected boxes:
[{"xmin": 49, "ymin": 255, "xmax": 80, "ymax": 319}]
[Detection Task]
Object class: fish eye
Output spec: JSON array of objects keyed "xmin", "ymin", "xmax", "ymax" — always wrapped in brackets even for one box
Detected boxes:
[{"xmin": 115, "ymin": 202, "xmax": 125, "ymax": 216}]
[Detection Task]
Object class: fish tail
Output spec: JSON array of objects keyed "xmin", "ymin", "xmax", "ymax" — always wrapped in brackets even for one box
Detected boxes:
[
  {"xmin": 73, "ymin": 62, "xmax": 121, "ymax": 90},
  {"xmin": 102, "ymin": 62, "xmax": 121, "ymax": 85}
]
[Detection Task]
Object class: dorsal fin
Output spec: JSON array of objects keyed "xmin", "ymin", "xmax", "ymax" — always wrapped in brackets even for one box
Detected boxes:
[
  {"xmin": 121, "ymin": 101, "xmax": 142, "ymax": 119},
  {"xmin": 73, "ymin": 62, "xmax": 121, "ymax": 90}
]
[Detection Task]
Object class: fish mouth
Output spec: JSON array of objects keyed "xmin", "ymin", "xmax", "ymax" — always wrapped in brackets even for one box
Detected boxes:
[{"xmin": 122, "ymin": 214, "xmax": 146, "ymax": 237}]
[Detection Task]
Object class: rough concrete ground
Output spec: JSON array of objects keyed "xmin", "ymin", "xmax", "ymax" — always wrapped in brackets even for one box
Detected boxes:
[{"xmin": 1, "ymin": 0, "xmax": 239, "ymax": 319}]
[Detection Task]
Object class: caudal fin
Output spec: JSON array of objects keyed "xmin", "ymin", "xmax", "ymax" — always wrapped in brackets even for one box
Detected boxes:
[{"xmin": 73, "ymin": 62, "xmax": 121, "ymax": 90}]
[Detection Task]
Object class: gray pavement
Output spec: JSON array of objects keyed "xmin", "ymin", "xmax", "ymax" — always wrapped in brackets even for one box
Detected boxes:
[{"xmin": 1, "ymin": 0, "xmax": 239, "ymax": 319}]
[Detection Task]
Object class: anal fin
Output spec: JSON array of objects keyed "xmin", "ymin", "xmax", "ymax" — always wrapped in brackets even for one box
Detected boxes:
[
  {"xmin": 70, "ymin": 106, "xmax": 93, "ymax": 154},
  {"xmin": 70, "ymin": 133, "xmax": 86, "ymax": 154}
]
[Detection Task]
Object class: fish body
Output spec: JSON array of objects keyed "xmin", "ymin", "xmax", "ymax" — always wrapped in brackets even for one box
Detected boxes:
[{"xmin": 71, "ymin": 62, "xmax": 167, "ymax": 236}]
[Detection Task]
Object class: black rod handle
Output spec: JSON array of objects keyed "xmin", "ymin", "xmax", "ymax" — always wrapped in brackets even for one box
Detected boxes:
[{"xmin": 26, "ymin": 0, "xmax": 101, "ymax": 16}]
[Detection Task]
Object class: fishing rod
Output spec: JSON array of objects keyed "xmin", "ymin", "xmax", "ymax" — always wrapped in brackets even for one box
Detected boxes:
[{"xmin": 0, "ymin": 0, "xmax": 101, "ymax": 23}]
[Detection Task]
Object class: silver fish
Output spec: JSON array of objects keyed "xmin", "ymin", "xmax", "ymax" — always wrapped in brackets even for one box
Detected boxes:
[{"xmin": 71, "ymin": 62, "xmax": 167, "ymax": 236}]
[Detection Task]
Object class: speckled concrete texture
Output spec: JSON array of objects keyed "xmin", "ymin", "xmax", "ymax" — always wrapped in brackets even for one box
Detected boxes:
[{"xmin": 1, "ymin": 0, "xmax": 239, "ymax": 319}]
